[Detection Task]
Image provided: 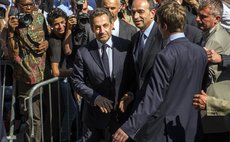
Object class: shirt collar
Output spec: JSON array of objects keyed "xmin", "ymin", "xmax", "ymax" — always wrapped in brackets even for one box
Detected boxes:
[
  {"xmin": 113, "ymin": 18, "xmax": 120, "ymax": 30},
  {"xmin": 142, "ymin": 20, "xmax": 155, "ymax": 38},
  {"xmin": 168, "ymin": 32, "xmax": 185, "ymax": 43},
  {"xmin": 96, "ymin": 37, "xmax": 113, "ymax": 48}
]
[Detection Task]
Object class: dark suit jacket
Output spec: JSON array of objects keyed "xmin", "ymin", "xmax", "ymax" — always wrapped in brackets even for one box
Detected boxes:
[
  {"xmin": 128, "ymin": 23, "xmax": 162, "ymax": 112},
  {"xmin": 119, "ymin": 19, "xmax": 137, "ymax": 41},
  {"xmin": 132, "ymin": 23, "xmax": 162, "ymax": 89},
  {"xmin": 121, "ymin": 37, "xmax": 207, "ymax": 142},
  {"xmin": 222, "ymin": 54, "xmax": 230, "ymax": 68},
  {"xmin": 71, "ymin": 36, "xmax": 132, "ymax": 129},
  {"xmin": 184, "ymin": 24, "xmax": 203, "ymax": 45}
]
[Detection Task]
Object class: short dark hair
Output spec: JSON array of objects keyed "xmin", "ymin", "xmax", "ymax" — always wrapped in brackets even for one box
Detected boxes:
[
  {"xmin": 147, "ymin": 0, "xmax": 158, "ymax": 10},
  {"xmin": 47, "ymin": 8, "xmax": 67, "ymax": 26},
  {"xmin": 131, "ymin": 0, "xmax": 158, "ymax": 10},
  {"xmin": 89, "ymin": 8, "xmax": 113, "ymax": 27},
  {"xmin": 157, "ymin": 1, "xmax": 186, "ymax": 32}
]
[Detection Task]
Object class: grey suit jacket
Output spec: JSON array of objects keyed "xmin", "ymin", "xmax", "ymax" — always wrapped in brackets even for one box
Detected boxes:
[
  {"xmin": 207, "ymin": 95, "xmax": 230, "ymax": 116},
  {"xmin": 119, "ymin": 19, "xmax": 137, "ymax": 41},
  {"xmin": 202, "ymin": 23, "xmax": 230, "ymax": 133},
  {"xmin": 71, "ymin": 36, "xmax": 132, "ymax": 129},
  {"xmin": 122, "ymin": 37, "xmax": 207, "ymax": 142}
]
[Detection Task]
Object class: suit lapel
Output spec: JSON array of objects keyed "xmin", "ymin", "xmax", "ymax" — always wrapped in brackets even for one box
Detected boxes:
[
  {"xmin": 139, "ymin": 24, "xmax": 162, "ymax": 86},
  {"xmin": 112, "ymin": 36, "xmax": 121, "ymax": 76},
  {"xmin": 119, "ymin": 19, "xmax": 125, "ymax": 38},
  {"xmin": 89, "ymin": 39, "xmax": 104, "ymax": 72},
  {"xmin": 132, "ymin": 32, "xmax": 141, "ymax": 73}
]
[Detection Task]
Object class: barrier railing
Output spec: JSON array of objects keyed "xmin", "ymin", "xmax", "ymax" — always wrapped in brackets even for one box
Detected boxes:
[
  {"xmin": 1, "ymin": 60, "xmax": 79, "ymax": 142},
  {"xmin": 0, "ymin": 60, "xmax": 16, "ymax": 142},
  {"xmin": 25, "ymin": 77, "xmax": 61, "ymax": 142}
]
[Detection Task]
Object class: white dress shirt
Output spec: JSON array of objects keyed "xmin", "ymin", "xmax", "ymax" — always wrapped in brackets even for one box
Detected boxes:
[
  {"xmin": 112, "ymin": 18, "xmax": 120, "ymax": 37},
  {"xmin": 96, "ymin": 38, "xmax": 113, "ymax": 77}
]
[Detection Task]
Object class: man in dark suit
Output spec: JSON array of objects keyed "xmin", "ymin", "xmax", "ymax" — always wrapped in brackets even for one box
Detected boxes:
[
  {"xmin": 125, "ymin": 0, "xmax": 163, "ymax": 114},
  {"xmin": 71, "ymin": 8, "xmax": 133, "ymax": 142},
  {"xmin": 113, "ymin": 1, "xmax": 207, "ymax": 142},
  {"xmin": 102, "ymin": 0, "xmax": 137, "ymax": 41}
]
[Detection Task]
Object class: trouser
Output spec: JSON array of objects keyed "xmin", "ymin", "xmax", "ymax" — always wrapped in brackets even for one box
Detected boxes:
[
  {"xmin": 82, "ymin": 125, "xmax": 112, "ymax": 142},
  {"xmin": 203, "ymin": 132, "xmax": 230, "ymax": 142},
  {"xmin": 17, "ymin": 81, "xmax": 41, "ymax": 142},
  {"xmin": 60, "ymin": 79, "xmax": 77, "ymax": 142}
]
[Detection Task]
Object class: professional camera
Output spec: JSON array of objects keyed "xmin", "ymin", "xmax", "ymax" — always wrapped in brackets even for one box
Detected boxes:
[
  {"xmin": 71, "ymin": 0, "xmax": 89, "ymax": 30},
  {"xmin": 78, "ymin": 12, "xmax": 89, "ymax": 25},
  {"xmin": 15, "ymin": 13, "xmax": 33, "ymax": 27},
  {"xmin": 0, "ymin": 7, "xmax": 5, "ymax": 19},
  {"xmin": 76, "ymin": 0, "xmax": 89, "ymax": 23}
]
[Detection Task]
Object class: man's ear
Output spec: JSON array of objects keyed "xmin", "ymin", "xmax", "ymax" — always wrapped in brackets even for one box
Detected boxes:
[
  {"xmin": 162, "ymin": 22, "xmax": 167, "ymax": 30},
  {"xmin": 151, "ymin": 9, "xmax": 156, "ymax": 20},
  {"xmin": 111, "ymin": 21, "xmax": 114, "ymax": 29},
  {"xmin": 215, "ymin": 15, "xmax": 221, "ymax": 23}
]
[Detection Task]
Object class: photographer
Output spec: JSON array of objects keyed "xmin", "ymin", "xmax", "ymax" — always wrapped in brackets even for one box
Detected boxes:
[
  {"xmin": 70, "ymin": 0, "xmax": 94, "ymax": 66},
  {"xmin": 71, "ymin": 0, "xmax": 94, "ymax": 45},
  {"xmin": 7, "ymin": 0, "xmax": 48, "ymax": 141}
]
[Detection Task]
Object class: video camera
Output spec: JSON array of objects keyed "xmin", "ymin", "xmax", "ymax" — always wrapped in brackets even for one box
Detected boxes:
[{"xmin": 75, "ymin": 0, "xmax": 89, "ymax": 26}]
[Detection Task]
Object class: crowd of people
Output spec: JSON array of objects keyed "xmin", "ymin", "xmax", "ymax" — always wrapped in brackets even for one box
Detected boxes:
[{"xmin": 1, "ymin": 0, "xmax": 230, "ymax": 142}]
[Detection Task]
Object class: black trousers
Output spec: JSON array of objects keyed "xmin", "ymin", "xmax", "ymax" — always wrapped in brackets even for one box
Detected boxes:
[
  {"xmin": 203, "ymin": 132, "xmax": 230, "ymax": 142},
  {"xmin": 17, "ymin": 81, "xmax": 41, "ymax": 142}
]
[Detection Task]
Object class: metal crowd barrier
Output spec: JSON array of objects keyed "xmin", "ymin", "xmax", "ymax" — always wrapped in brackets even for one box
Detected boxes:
[
  {"xmin": 0, "ymin": 60, "xmax": 16, "ymax": 142},
  {"xmin": 25, "ymin": 77, "xmax": 62, "ymax": 142},
  {"xmin": 1, "ymin": 60, "xmax": 79, "ymax": 142}
]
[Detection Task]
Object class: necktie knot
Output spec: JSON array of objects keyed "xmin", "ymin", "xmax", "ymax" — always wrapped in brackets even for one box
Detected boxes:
[
  {"xmin": 139, "ymin": 32, "xmax": 146, "ymax": 49},
  {"xmin": 102, "ymin": 44, "xmax": 109, "ymax": 50}
]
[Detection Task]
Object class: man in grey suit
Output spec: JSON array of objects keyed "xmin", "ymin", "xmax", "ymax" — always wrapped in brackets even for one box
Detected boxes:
[
  {"xmin": 196, "ymin": 0, "xmax": 230, "ymax": 141},
  {"xmin": 193, "ymin": 49, "xmax": 230, "ymax": 110},
  {"xmin": 102, "ymin": 0, "xmax": 137, "ymax": 41},
  {"xmin": 71, "ymin": 8, "xmax": 133, "ymax": 142},
  {"xmin": 113, "ymin": 1, "xmax": 207, "ymax": 142}
]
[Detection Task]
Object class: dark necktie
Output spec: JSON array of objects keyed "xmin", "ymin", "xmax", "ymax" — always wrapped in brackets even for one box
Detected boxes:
[
  {"xmin": 137, "ymin": 32, "xmax": 145, "ymax": 67},
  {"xmin": 102, "ymin": 44, "xmax": 110, "ymax": 77}
]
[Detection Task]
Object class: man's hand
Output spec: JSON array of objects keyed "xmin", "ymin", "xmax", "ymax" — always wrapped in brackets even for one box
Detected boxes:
[
  {"xmin": 204, "ymin": 48, "xmax": 222, "ymax": 63},
  {"xmin": 74, "ymin": 91, "xmax": 82, "ymax": 104},
  {"xmin": 35, "ymin": 40, "xmax": 49, "ymax": 54},
  {"xmin": 119, "ymin": 93, "xmax": 134, "ymax": 113},
  {"xmin": 67, "ymin": 16, "xmax": 77, "ymax": 30},
  {"xmin": 0, "ymin": 19, "xmax": 6, "ymax": 32},
  {"xmin": 95, "ymin": 95, "xmax": 113, "ymax": 113},
  {"xmin": 193, "ymin": 90, "xmax": 208, "ymax": 110},
  {"xmin": 112, "ymin": 128, "xmax": 129, "ymax": 142}
]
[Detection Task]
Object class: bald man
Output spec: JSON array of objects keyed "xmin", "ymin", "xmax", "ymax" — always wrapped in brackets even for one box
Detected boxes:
[{"xmin": 102, "ymin": 0, "xmax": 137, "ymax": 41}]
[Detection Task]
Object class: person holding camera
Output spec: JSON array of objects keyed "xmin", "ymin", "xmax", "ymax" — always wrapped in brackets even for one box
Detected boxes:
[
  {"xmin": 7, "ymin": 0, "xmax": 48, "ymax": 141},
  {"xmin": 46, "ymin": 7, "xmax": 78, "ymax": 142}
]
